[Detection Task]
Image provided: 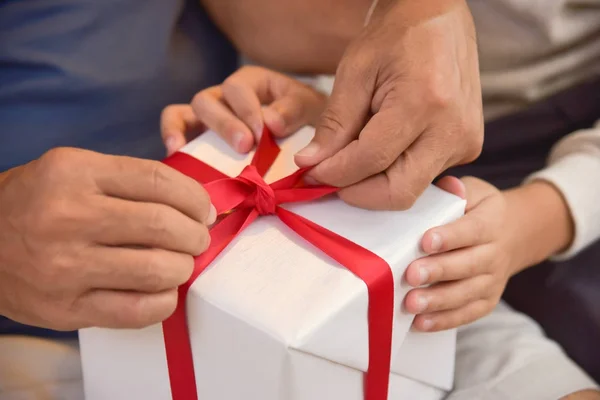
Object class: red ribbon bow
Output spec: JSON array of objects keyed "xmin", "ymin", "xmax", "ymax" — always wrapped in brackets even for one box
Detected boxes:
[{"xmin": 162, "ymin": 128, "xmax": 395, "ymax": 400}]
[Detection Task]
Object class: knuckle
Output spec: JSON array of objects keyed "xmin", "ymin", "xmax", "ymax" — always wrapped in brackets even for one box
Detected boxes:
[
  {"xmin": 149, "ymin": 162, "xmax": 169, "ymax": 195},
  {"xmin": 148, "ymin": 206, "xmax": 170, "ymax": 241},
  {"xmin": 191, "ymin": 91, "xmax": 214, "ymax": 112},
  {"xmin": 424, "ymin": 74, "xmax": 453, "ymax": 109},
  {"xmin": 160, "ymin": 104, "xmax": 177, "ymax": 119},
  {"xmin": 141, "ymin": 256, "xmax": 166, "ymax": 292},
  {"xmin": 38, "ymin": 147, "xmax": 78, "ymax": 177},
  {"xmin": 221, "ymin": 75, "xmax": 242, "ymax": 94},
  {"xmin": 370, "ymin": 152, "xmax": 395, "ymax": 173},
  {"xmin": 317, "ymin": 107, "xmax": 346, "ymax": 136}
]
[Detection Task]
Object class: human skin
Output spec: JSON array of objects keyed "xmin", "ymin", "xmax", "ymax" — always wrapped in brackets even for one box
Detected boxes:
[
  {"xmin": 0, "ymin": 149, "xmax": 215, "ymax": 330},
  {"xmin": 201, "ymin": 0, "xmax": 484, "ymax": 210}
]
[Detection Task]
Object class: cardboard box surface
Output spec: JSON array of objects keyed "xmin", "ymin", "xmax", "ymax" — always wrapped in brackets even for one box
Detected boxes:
[{"xmin": 80, "ymin": 127, "xmax": 465, "ymax": 400}]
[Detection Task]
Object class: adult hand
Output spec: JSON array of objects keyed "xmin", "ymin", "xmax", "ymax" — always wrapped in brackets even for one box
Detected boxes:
[
  {"xmin": 0, "ymin": 148, "xmax": 215, "ymax": 330},
  {"xmin": 295, "ymin": 0, "xmax": 483, "ymax": 210}
]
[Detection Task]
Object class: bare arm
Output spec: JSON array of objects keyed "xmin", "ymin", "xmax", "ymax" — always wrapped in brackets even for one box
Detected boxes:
[
  {"xmin": 200, "ymin": 0, "xmax": 371, "ymax": 74},
  {"xmin": 519, "ymin": 120, "xmax": 600, "ymax": 262}
]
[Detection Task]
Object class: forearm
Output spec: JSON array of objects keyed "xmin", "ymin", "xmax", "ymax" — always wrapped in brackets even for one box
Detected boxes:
[
  {"xmin": 504, "ymin": 181, "xmax": 574, "ymax": 275},
  {"xmin": 200, "ymin": 0, "xmax": 371, "ymax": 74},
  {"xmin": 370, "ymin": 0, "xmax": 469, "ymax": 23}
]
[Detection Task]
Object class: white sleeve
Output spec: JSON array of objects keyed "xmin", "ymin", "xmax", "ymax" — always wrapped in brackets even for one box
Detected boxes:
[{"xmin": 524, "ymin": 120, "xmax": 600, "ymax": 260}]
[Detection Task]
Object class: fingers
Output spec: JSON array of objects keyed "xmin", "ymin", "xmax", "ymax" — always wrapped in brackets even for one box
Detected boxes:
[
  {"xmin": 460, "ymin": 176, "xmax": 500, "ymax": 210},
  {"xmin": 262, "ymin": 89, "xmax": 326, "ymax": 137},
  {"xmin": 191, "ymin": 86, "xmax": 255, "ymax": 153},
  {"xmin": 87, "ymin": 247, "xmax": 194, "ymax": 292},
  {"xmin": 295, "ymin": 49, "xmax": 376, "ymax": 167},
  {"xmin": 182, "ymin": 66, "xmax": 326, "ymax": 153},
  {"xmin": 404, "ymin": 274, "xmax": 493, "ymax": 317},
  {"xmin": 95, "ymin": 199, "xmax": 211, "ymax": 256},
  {"xmin": 420, "ymin": 196, "xmax": 501, "ymax": 255},
  {"xmin": 309, "ymin": 109, "xmax": 419, "ymax": 188},
  {"xmin": 221, "ymin": 73, "xmax": 266, "ymax": 138},
  {"xmin": 94, "ymin": 155, "xmax": 214, "ymax": 225},
  {"xmin": 412, "ymin": 299, "xmax": 492, "ymax": 332},
  {"xmin": 405, "ymin": 245, "xmax": 492, "ymax": 287},
  {"xmin": 219, "ymin": 66, "xmax": 325, "ymax": 139},
  {"xmin": 435, "ymin": 176, "xmax": 466, "ymax": 199},
  {"xmin": 77, "ymin": 288, "xmax": 178, "ymax": 329},
  {"xmin": 336, "ymin": 132, "xmax": 446, "ymax": 209},
  {"xmin": 160, "ymin": 105, "xmax": 205, "ymax": 156}
]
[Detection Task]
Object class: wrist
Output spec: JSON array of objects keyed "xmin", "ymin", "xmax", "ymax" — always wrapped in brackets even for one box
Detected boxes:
[{"xmin": 503, "ymin": 181, "xmax": 574, "ymax": 275}]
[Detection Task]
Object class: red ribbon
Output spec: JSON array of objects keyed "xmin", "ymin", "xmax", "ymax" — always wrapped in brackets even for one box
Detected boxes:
[{"xmin": 161, "ymin": 128, "xmax": 395, "ymax": 400}]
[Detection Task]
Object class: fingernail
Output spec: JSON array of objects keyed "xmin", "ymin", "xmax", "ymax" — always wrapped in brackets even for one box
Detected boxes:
[
  {"xmin": 252, "ymin": 122, "xmax": 263, "ymax": 138},
  {"xmin": 430, "ymin": 232, "xmax": 442, "ymax": 253},
  {"xmin": 296, "ymin": 142, "xmax": 320, "ymax": 158},
  {"xmin": 421, "ymin": 319, "xmax": 435, "ymax": 331},
  {"xmin": 233, "ymin": 132, "xmax": 246, "ymax": 152},
  {"xmin": 207, "ymin": 204, "xmax": 217, "ymax": 225},
  {"xmin": 263, "ymin": 108, "xmax": 285, "ymax": 135},
  {"xmin": 255, "ymin": 125, "xmax": 263, "ymax": 141},
  {"xmin": 415, "ymin": 296, "xmax": 429, "ymax": 313},
  {"xmin": 165, "ymin": 136, "xmax": 177, "ymax": 154},
  {"xmin": 418, "ymin": 267, "xmax": 430, "ymax": 285}
]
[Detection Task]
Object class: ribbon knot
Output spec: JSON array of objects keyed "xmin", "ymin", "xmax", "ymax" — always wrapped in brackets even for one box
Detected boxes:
[{"xmin": 237, "ymin": 165, "xmax": 277, "ymax": 215}]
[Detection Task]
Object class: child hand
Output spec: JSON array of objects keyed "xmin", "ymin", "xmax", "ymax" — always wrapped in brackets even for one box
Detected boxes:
[
  {"xmin": 404, "ymin": 176, "xmax": 514, "ymax": 332},
  {"xmin": 160, "ymin": 66, "xmax": 327, "ymax": 155}
]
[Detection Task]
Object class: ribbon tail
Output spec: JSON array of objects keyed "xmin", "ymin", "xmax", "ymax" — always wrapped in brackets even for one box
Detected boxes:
[
  {"xmin": 276, "ymin": 207, "xmax": 394, "ymax": 400},
  {"xmin": 162, "ymin": 208, "xmax": 258, "ymax": 400}
]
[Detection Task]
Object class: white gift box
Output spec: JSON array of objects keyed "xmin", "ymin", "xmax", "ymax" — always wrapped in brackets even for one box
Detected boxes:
[{"xmin": 79, "ymin": 127, "xmax": 465, "ymax": 400}]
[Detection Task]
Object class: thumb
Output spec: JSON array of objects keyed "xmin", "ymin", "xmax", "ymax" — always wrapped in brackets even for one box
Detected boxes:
[
  {"xmin": 294, "ymin": 53, "xmax": 376, "ymax": 168},
  {"xmin": 262, "ymin": 91, "xmax": 326, "ymax": 138},
  {"xmin": 435, "ymin": 176, "xmax": 467, "ymax": 199}
]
